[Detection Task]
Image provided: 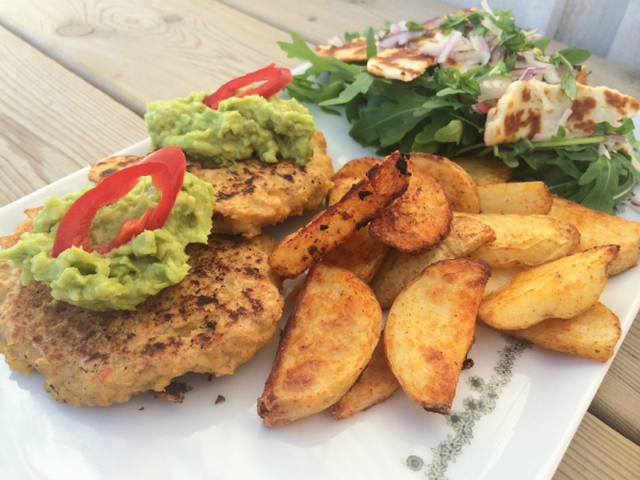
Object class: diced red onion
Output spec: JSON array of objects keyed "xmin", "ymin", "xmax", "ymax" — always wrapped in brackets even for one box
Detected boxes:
[
  {"xmin": 472, "ymin": 101, "xmax": 491, "ymax": 114},
  {"xmin": 417, "ymin": 40, "xmax": 445, "ymax": 56},
  {"xmin": 518, "ymin": 67, "xmax": 536, "ymax": 81},
  {"xmin": 422, "ymin": 17, "xmax": 441, "ymax": 29},
  {"xmin": 605, "ymin": 133, "xmax": 627, "ymax": 144},
  {"xmin": 378, "ymin": 28, "xmax": 425, "ymax": 48},
  {"xmin": 437, "ymin": 30, "xmax": 462, "ymax": 64},
  {"xmin": 327, "ymin": 35, "xmax": 345, "ymax": 48}
]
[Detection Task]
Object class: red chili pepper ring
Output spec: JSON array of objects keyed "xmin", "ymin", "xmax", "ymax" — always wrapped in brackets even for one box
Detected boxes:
[
  {"xmin": 51, "ymin": 146, "xmax": 186, "ymax": 258},
  {"xmin": 203, "ymin": 64, "xmax": 293, "ymax": 110}
]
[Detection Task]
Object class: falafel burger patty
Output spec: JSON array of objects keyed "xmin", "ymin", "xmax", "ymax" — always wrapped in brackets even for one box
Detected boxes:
[
  {"xmin": 88, "ymin": 130, "xmax": 335, "ymax": 239},
  {"xmin": 0, "ymin": 233, "xmax": 284, "ymax": 407}
]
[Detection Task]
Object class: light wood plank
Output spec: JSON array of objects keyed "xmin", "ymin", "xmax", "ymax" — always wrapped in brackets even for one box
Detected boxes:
[
  {"xmin": 589, "ymin": 309, "xmax": 640, "ymax": 445},
  {"xmin": 0, "ymin": 25, "xmax": 147, "ymax": 209},
  {"xmin": 0, "ymin": 0, "xmax": 301, "ymax": 116},
  {"xmin": 553, "ymin": 413, "xmax": 640, "ymax": 480}
]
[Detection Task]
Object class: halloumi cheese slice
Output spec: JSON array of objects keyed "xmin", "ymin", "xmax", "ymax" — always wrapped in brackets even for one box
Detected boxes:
[
  {"xmin": 484, "ymin": 80, "xmax": 639, "ymax": 145},
  {"xmin": 367, "ymin": 47, "xmax": 436, "ymax": 82}
]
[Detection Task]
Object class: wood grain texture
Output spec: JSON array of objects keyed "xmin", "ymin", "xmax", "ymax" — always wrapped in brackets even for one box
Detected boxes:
[
  {"xmin": 553, "ymin": 413, "xmax": 640, "ymax": 480},
  {"xmin": 590, "ymin": 309, "xmax": 640, "ymax": 445},
  {"xmin": 0, "ymin": 0, "xmax": 301, "ymax": 116},
  {"xmin": 0, "ymin": 25, "xmax": 147, "ymax": 209}
]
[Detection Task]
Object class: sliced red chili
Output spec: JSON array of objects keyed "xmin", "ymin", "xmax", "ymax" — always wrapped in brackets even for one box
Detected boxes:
[
  {"xmin": 203, "ymin": 64, "xmax": 293, "ymax": 110},
  {"xmin": 50, "ymin": 146, "xmax": 186, "ymax": 258}
]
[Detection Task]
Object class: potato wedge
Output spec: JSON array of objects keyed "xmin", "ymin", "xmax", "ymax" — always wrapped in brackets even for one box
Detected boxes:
[
  {"xmin": 370, "ymin": 215, "xmax": 496, "ymax": 309},
  {"xmin": 478, "ymin": 245, "xmax": 619, "ymax": 330},
  {"xmin": 268, "ymin": 152, "xmax": 410, "ymax": 278},
  {"xmin": 334, "ymin": 156, "xmax": 381, "ymax": 181},
  {"xmin": 385, "ymin": 258, "xmax": 491, "ymax": 414},
  {"xmin": 257, "ymin": 263, "xmax": 382, "ymax": 427},
  {"xmin": 495, "ymin": 302, "xmax": 621, "ymax": 363},
  {"xmin": 478, "ymin": 181, "xmax": 552, "ymax": 215},
  {"xmin": 549, "ymin": 195, "xmax": 640, "ymax": 275},
  {"xmin": 459, "ymin": 213, "xmax": 580, "ymax": 268},
  {"xmin": 483, "ymin": 267, "xmax": 524, "ymax": 297},
  {"xmin": 370, "ymin": 160, "xmax": 452, "ymax": 254},
  {"xmin": 410, "ymin": 152, "xmax": 481, "ymax": 213},
  {"xmin": 452, "ymin": 156, "xmax": 513, "ymax": 186},
  {"xmin": 332, "ymin": 335, "xmax": 400, "ymax": 420},
  {"xmin": 322, "ymin": 227, "xmax": 390, "ymax": 283}
]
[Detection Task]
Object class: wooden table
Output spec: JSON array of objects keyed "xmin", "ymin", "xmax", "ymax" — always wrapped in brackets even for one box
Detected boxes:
[{"xmin": 0, "ymin": 1, "xmax": 639, "ymax": 478}]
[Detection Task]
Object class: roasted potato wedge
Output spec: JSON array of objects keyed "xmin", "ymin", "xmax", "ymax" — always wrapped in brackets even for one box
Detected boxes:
[
  {"xmin": 478, "ymin": 245, "xmax": 619, "ymax": 330},
  {"xmin": 385, "ymin": 258, "xmax": 491, "ymax": 414},
  {"xmin": 370, "ymin": 160, "xmax": 452, "ymax": 254},
  {"xmin": 332, "ymin": 335, "xmax": 400, "ymax": 420},
  {"xmin": 452, "ymin": 156, "xmax": 513, "ymax": 186},
  {"xmin": 492, "ymin": 302, "xmax": 621, "ymax": 363},
  {"xmin": 257, "ymin": 263, "xmax": 382, "ymax": 427},
  {"xmin": 410, "ymin": 152, "xmax": 481, "ymax": 213},
  {"xmin": 322, "ymin": 228, "xmax": 390, "ymax": 283},
  {"xmin": 550, "ymin": 195, "xmax": 640, "ymax": 275},
  {"xmin": 459, "ymin": 213, "xmax": 580, "ymax": 268},
  {"xmin": 478, "ymin": 181, "xmax": 553, "ymax": 215},
  {"xmin": 370, "ymin": 215, "xmax": 495, "ymax": 309},
  {"xmin": 483, "ymin": 267, "xmax": 524, "ymax": 297},
  {"xmin": 334, "ymin": 156, "xmax": 381, "ymax": 181},
  {"xmin": 268, "ymin": 152, "xmax": 410, "ymax": 278}
]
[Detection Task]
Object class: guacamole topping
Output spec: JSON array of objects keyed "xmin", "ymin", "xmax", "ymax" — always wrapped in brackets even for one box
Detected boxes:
[
  {"xmin": 145, "ymin": 93, "xmax": 316, "ymax": 166},
  {"xmin": 0, "ymin": 172, "xmax": 215, "ymax": 311}
]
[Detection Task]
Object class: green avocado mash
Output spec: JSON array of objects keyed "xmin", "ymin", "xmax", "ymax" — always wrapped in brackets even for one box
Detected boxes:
[
  {"xmin": 145, "ymin": 93, "xmax": 315, "ymax": 166},
  {"xmin": 0, "ymin": 172, "xmax": 215, "ymax": 311}
]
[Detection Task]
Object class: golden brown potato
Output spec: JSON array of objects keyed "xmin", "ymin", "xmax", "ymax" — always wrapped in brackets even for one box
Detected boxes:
[
  {"xmin": 370, "ymin": 215, "xmax": 495, "ymax": 309},
  {"xmin": 268, "ymin": 152, "xmax": 410, "ymax": 278},
  {"xmin": 257, "ymin": 263, "xmax": 383, "ymax": 427},
  {"xmin": 458, "ymin": 213, "xmax": 580, "ymax": 268},
  {"xmin": 478, "ymin": 245, "xmax": 619, "ymax": 330},
  {"xmin": 451, "ymin": 156, "xmax": 513, "ymax": 186},
  {"xmin": 410, "ymin": 152, "xmax": 481, "ymax": 213},
  {"xmin": 549, "ymin": 195, "xmax": 640, "ymax": 275},
  {"xmin": 369, "ymin": 160, "xmax": 452, "ymax": 254},
  {"xmin": 332, "ymin": 335, "xmax": 400, "ymax": 420},
  {"xmin": 495, "ymin": 302, "xmax": 621, "ymax": 363},
  {"xmin": 483, "ymin": 267, "xmax": 524, "ymax": 297},
  {"xmin": 322, "ymin": 227, "xmax": 390, "ymax": 283},
  {"xmin": 334, "ymin": 156, "xmax": 381, "ymax": 181},
  {"xmin": 384, "ymin": 258, "xmax": 491, "ymax": 414},
  {"xmin": 478, "ymin": 182, "xmax": 553, "ymax": 215}
]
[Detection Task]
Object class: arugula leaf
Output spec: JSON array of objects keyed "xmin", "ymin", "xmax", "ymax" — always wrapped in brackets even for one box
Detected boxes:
[
  {"xmin": 557, "ymin": 46, "xmax": 591, "ymax": 65},
  {"xmin": 364, "ymin": 27, "xmax": 377, "ymax": 59},
  {"xmin": 319, "ymin": 73, "xmax": 374, "ymax": 107},
  {"xmin": 533, "ymin": 37, "xmax": 552, "ymax": 54},
  {"xmin": 561, "ymin": 73, "xmax": 578, "ymax": 101}
]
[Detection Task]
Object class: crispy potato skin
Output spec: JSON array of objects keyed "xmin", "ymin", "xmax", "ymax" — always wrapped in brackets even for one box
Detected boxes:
[
  {"xmin": 493, "ymin": 302, "xmax": 621, "ymax": 363},
  {"xmin": 323, "ymin": 157, "xmax": 390, "ymax": 282},
  {"xmin": 410, "ymin": 152, "xmax": 481, "ymax": 213},
  {"xmin": 258, "ymin": 263, "xmax": 382, "ymax": 427},
  {"xmin": 549, "ymin": 195, "xmax": 640, "ymax": 275},
  {"xmin": 369, "ymin": 160, "xmax": 452, "ymax": 254},
  {"xmin": 370, "ymin": 215, "xmax": 495, "ymax": 309},
  {"xmin": 478, "ymin": 245, "xmax": 619, "ymax": 330},
  {"xmin": 331, "ymin": 336, "xmax": 400, "ymax": 420},
  {"xmin": 459, "ymin": 213, "xmax": 581, "ymax": 268},
  {"xmin": 268, "ymin": 152, "xmax": 410, "ymax": 278},
  {"xmin": 384, "ymin": 258, "xmax": 491, "ymax": 414}
]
